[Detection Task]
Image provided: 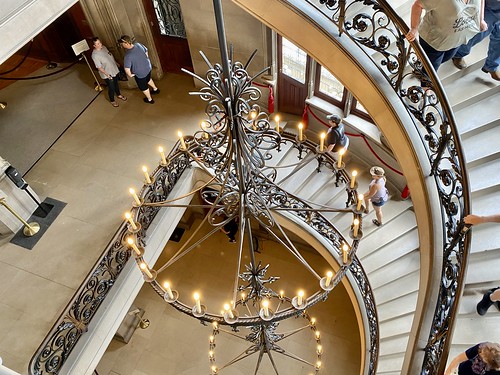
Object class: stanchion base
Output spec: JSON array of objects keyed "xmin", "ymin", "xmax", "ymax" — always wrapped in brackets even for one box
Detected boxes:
[{"xmin": 23, "ymin": 222, "xmax": 40, "ymax": 237}]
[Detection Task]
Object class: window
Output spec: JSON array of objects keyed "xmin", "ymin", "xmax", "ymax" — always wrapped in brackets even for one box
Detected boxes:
[
  {"xmin": 152, "ymin": 0, "xmax": 186, "ymax": 38},
  {"xmin": 281, "ymin": 37, "xmax": 308, "ymax": 84},
  {"xmin": 313, "ymin": 64, "xmax": 372, "ymax": 122},
  {"xmin": 314, "ymin": 65, "xmax": 346, "ymax": 105}
]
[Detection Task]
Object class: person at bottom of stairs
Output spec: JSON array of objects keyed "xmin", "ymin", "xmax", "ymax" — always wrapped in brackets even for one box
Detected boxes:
[
  {"xmin": 444, "ymin": 342, "xmax": 500, "ymax": 375},
  {"xmin": 463, "ymin": 213, "xmax": 500, "ymax": 315}
]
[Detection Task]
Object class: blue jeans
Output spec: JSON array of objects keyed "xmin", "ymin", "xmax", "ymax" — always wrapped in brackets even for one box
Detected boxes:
[
  {"xmin": 105, "ymin": 75, "xmax": 121, "ymax": 102},
  {"xmin": 454, "ymin": 1, "xmax": 500, "ymax": 72},
  {"xmin": 419, "ymin": 37, "xmax": 460, "ymax": 86},
  {"xmin": 419, "ymin": 37, "xmax": 461, "ymax": 72}
]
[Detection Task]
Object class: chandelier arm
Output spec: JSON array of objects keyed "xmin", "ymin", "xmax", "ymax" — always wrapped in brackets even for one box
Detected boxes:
[
  {"xmin": 248, "ymin": 65, "xmax": 272, "ymax": 82},
  {"xmin": 218, "ymin": 346, "xmax": 260, "ymax": 371},
  {"xmin": 275, "ymin": 151, "xmax": 316, "ymax": 185},
  {"xmin": 262, "ymin": 219, "xmax": 321, "ymax": 280},
  {"xmin": 141, "ymin": 175, "xmax": 218, "ymax": 207},
  {"xmin": 261, "ymin": 158, "xmax": 311, "ymax": 169},
  {"xmin": 273, "ymin": 325, "xmax": 311, "ymax": 341},
  {"xmin": 243, "ymin": 49, "xmax": 258, "ymax": 70},
  {"xmin": 198, "ymin": 50, "xmax": 214, "ymax": 70},
  {"xmin": 271, "ymin": 206, "xmax": 352, "ymax": 213},
  {"xmin": 271, "ymin": 347, "xmax": 317, "ymax": 368},
  {"xmin": 180, "ymin": 67, "xmax": 210, "ymax": 87},
  {"xmin": 218, "ymin": 327, "xmax": 250, "ymax": 340},
  {"xmin": 156, "ymin": 216, "xmax": 220, "ymax": 273},
  {"xmin": 254, "ymin": 348, "xmax": 267, "ymax": 375},
  {"xmin": 232, "ymin": 212, "xmax": 245, "ymax": 309},
  {"xmin": 264, "ymin": 341, "xmax": 280, "ymax": 375}
]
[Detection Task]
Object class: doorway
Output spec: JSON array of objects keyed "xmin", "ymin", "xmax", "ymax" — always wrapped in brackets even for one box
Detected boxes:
[
  {"xmin": 277, "ymin": 36, "xmax": 311, "ymax": 116},
  {"xmin": 142, "ymin": 0, "xmax": 193, "ymax": 74}
]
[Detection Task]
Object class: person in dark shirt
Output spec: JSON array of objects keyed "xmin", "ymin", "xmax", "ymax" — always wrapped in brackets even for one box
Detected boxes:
[
  {"xmin": 221, "ymin": 217, "xmax": 238, "ymax": 243},
  {"xmin": 325, "ymin": 114, "xmax": 349, "ymax": 152},
  {"xmin": 445, "ymin": 342, "xmax": 500, "ymax": 375}
]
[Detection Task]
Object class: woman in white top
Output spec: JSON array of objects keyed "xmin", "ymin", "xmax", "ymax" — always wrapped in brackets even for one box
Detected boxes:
[{"xmin": 363, "ymin": 166, "xmax": 389, "ymax": 227}]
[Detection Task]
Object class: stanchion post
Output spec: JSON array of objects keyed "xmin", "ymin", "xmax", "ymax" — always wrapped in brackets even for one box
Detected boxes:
[{"xmin": 0, "ymin": 198, "xmax": 40, "ymax": 237}]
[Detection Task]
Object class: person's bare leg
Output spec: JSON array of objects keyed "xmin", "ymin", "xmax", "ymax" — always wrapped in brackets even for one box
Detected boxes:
[
  {"xmin": 148, "ymin": 79, "xmax": 158, "ymax": 92},
  {"xmin": 142, "ymin": 88, "xmax": 153, "ymax": 101},
  {"xmin": 491, "ymin": 289, "xmax": 500, "ymax": 302},
  {"xmin": 374, "ymin": 206, "xmax": 383, "ymax": 224},
  {"xmin": 363, "ymin": 198, "xmax": 370, "ymax": 214}
]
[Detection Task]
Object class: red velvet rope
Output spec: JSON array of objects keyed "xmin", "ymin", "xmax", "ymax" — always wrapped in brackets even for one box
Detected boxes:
[
  {"xmin": 253, "ymin": 82, "xmax": 269, "ymax": 88},
  {"xmin": 305, "ymin": 105, "xmax": 403, "ymax": 175}
]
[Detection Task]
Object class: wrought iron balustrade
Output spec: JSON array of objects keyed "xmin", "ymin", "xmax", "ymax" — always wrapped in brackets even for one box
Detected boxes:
[{"xmin": 304, "ymin": 0, "xmax": 471, "ymax": 373}]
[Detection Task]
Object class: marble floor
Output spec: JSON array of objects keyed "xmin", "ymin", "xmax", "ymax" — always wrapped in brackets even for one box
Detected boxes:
[{"xmin": 0, "ymin": 72, "xmax": 361, "ymax": 374}]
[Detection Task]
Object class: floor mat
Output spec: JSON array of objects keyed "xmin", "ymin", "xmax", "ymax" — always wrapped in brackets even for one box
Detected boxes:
[
  {"xmin": 9, "ymin": 197, "xmax": 66, "ymax": 250},
  {"xmin": 0, "ymin": 62, "xmax": 100, "ymax": 175}
]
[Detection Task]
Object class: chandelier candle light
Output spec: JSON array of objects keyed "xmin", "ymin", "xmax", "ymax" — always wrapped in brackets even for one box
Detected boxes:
[
  {"xmin": 126, "ymin": 237, "xmax": 142, "ymax": 257},
  {"xmin": 337, "ymin": 148, "xmax": 345, "ymax": 168},
  {"xmin": 124, "ymin": 212, "xmax": 137, "ymax": 230},
  {"xmin": 142, "ymin": 166, "xmax": 152, "ymax": 184},
  {"xmin": 129, "ymin": 188, "xmax": 141, "ymax": 206},
  {"xmin": 159, "ymin": 146, "xmax": 167, "ymax": 165},
  {"xmin": 320, "ymin": 132, "xmax": 326, "ymax": 152},
  {"xmin": 357, "ymin": 194, "xmax": 364, "ymax": 211},
  {"xmin": 350, "ymin": 170, "xmax": 358, "ymax": 188}
]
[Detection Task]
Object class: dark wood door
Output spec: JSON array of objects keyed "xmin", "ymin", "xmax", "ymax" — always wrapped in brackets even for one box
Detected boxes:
[
  {"xmin": 277, "ymin": 35, "xmax": 310, "ymax": 116},
  {"xmin": 142, "ymin": 0, "xmax": 193, "ymax": 74}
]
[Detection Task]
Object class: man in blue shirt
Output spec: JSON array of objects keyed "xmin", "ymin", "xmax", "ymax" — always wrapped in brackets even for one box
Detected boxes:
[{"xmin": 119, "ymin": 35, "xmax": 160, "ymax": 104}]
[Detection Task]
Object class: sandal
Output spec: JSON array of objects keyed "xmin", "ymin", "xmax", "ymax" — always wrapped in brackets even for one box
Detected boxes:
[
  {"xmin": 111, "ymin": 101, "xmax": 119, "ymax": 107},
  {"xmin": 117, "ymin": 95, "xmax": 127, "ymax": 101},
  {"xmin": 372, "ymin": 219, "xmax": 382, "ymax": 227}
]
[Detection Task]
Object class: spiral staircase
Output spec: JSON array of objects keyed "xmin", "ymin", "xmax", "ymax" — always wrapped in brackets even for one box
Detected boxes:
[
  {"xmin": 0, "ymin": 1, "xmax": 498, "ymax": 375},
  {"xmin": 233, "ymin": 0, "xmax": 500, "ymax": 374}
]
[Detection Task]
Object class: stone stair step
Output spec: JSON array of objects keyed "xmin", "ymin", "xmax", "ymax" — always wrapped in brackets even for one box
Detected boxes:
[
  {"xmin": 358, "ymin": 209, "xmax": 416, "ymax": 254},
  {"xmin": 450, "ymin": 315, "xmax": 500, "ymax": 344},
  {"xmin": 378, "ymin": 290, "xmax": 418, "ymax": 322},
  {"xmin": 469, "ymin": 225, "xmax": 500, "ymax": 254},
  {"xmin": 374, "ymin": 271, "xmax": 420, "ymax": 305},
  {"xmin": 440, "ymin": 38, "xmax": 490, "ymax": 85},
  {"xmin": 462, "ymin": 126, "xmax": 500, "ymax": 167},
  {"xmin": 379, "ymin": 334, "xmax": 412, "ymax": 356},
  {"xmin": 444, "ymin": 68, "xmax": 500, "ymax": 111},
  {"xmin": 465, "ymin": 251, "xmax": 500, "ymax": 284},
  {"xmin": 361, "ymin": 227, "xmax": 419, "ymax": 273},
  {"xmin": 468, "ymin": 159, "xmax": 500, "ymax": 194},
  {"xmin": 454, "ymin": 92, "xmax": 500, "ymax": 138},
  {"xmin": 376, "ymin": 353, "xmax": 405, "ymax": 374},
  {"xmin": 369, "ymin": 252, "xmax": 420, "ymax": 290},
  {"xmin": 379, "ymin": 312, "xmax": 414, "ymax": 340}
]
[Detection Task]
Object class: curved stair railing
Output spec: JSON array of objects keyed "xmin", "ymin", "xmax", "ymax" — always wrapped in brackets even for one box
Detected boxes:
[
  {"xmin": 29, "ymin": 132, "xmax": 379, "ymax": 374},
  {"xmin": 301, "ymin": 0, "xmax": 471, "ymax": 373}
]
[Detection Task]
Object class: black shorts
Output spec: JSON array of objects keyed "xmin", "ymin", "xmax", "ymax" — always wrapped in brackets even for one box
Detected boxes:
[{"xmin": 134, "ymin": 72, "xmax": 151, "ymax": 91}]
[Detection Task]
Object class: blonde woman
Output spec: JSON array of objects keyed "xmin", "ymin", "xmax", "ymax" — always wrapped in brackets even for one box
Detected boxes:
[
  {"xmin": 363, "ymin": 166, "xmax": 389, "ymax": 227},
  {"xmin": 444, "ymin": 342, "xmax": 500, "ymax": 375}
]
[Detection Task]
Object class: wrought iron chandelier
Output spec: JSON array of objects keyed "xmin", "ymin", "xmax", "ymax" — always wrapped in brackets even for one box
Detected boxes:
[{"xmin": 122, "ymin": 1, "xmax": 365, "ymax": 373}]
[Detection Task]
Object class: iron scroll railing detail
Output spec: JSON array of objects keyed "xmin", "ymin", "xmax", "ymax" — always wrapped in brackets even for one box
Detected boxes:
[
  {"xmin": 28, "ymin": 152, "xmax": 190, "ymax": 375},
  {"xmin": 310, "ymin": 0, "xmax": 471, "ymax": 373}
]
